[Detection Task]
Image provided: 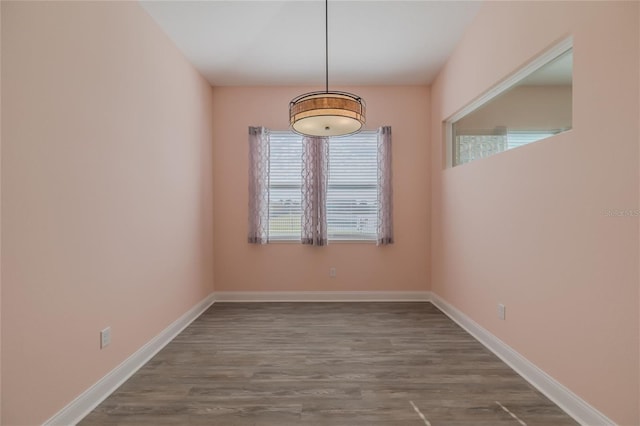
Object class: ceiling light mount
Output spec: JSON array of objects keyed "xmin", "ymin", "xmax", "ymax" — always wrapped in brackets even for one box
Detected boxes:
[{"xmin": 289, "ymin": 0, "xmax": 366, "ymax": 137}]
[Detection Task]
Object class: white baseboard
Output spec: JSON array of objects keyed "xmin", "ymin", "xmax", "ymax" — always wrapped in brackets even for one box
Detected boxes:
[
  {"xmin": 430, "ymin": 292, "xmax": 615, "ymax": 426},
  {"xmin": 43, "ymin": 293, "xmax": 216, "ymax": 426},
  {"xmin": 43, "ymin": 290, "xmax": 612, "ymax": 426},
  {"xmin": 213, "ymin": 291, "xmax": 432, "ymax": 302}
]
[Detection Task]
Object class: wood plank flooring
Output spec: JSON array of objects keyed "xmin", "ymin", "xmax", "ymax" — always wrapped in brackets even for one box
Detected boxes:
[{"xmin": 80, "ymin": 302, "xmax": 577, "ymax": 425}]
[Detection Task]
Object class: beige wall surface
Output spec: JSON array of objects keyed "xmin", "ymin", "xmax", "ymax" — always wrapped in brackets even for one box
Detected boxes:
[
  {"xmin": 212, "ymin": 86, "xmax": 430, "ymax": 293},
  {"xmin": 455, "ymin": 85, "xmax": 572, "ymax": 133},
  {"xmin": 1, "ymin": 2, "xmax": 214, "ymax": 424},
  {"xmin": 4, "ymin": 0, "xmax": 637, "ymax": 424},
  {"xmin": 431, "ymin": 1, "xmax": 639, "ymax": 424}
]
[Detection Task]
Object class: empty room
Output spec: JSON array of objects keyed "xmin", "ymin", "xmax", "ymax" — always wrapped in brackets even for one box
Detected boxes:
[{"xmin": 1, "ymin": 0, "xmax": 639, "ymax": 425}]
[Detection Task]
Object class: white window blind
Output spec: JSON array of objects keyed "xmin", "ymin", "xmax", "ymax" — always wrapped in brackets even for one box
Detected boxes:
[
  {"xmin": 453, "ymin": 129, "xmax": 563, "ymax": 165},
  {"xmin": 266, "ymin": 131, "xmax": 378, "ymax": 242},
  {"xmin": 327, "ymin": 133, "xmax": 377, "ymax": 241},
  {"xmin": 268, "ymin": 132, "xmax": 302, "ymax": 240},
  {"xmin": 507, "ymin": 130, "xmax": 559, "ymax": 149}
]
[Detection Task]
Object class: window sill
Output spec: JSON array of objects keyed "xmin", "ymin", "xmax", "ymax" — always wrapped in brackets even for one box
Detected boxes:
[{"xmin": 264, "ymin": 240, "xmax": 377, "ymax": 245}]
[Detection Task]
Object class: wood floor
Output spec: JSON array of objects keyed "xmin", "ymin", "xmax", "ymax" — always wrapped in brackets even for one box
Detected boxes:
[{"xmin": 80, "ymin": 303, "xmax": 577, "ymax": 425}]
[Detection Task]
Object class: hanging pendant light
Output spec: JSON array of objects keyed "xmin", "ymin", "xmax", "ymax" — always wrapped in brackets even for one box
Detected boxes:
[{"xmin": 289, "ymin": 0, "xmax": 366, "ymax": 137}]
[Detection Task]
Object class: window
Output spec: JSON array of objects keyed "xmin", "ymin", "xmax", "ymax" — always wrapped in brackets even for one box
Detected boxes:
[
  {"xmin": 268, "ymin": 132, "xmax": 302, "ymax": 240},
  {"xmin": 453, "ymin": 129, "xmax": 565, "ymax": 165},
  {"xmin": 327, "ymin": 133, "xmax": 378, "ymax": 241},
  {"xmin": 266, "ymin": 131, "xmax": 378, "ymax": 242},
  {"xmin": 446, "ymin": 39, "xmax": 573, "ymax": 167},
  {"xmin": 248, "ymin": 126, "xmax": 392, "ymax": 246},
  {"xmin": 506, "ymin": 130, "xmax": 561, "ymax": 149}
]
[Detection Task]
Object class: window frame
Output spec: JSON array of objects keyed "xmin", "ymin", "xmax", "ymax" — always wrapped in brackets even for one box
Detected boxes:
[
  {"xmin": 326, "ymin": 132, "xmax": 378, "ymax": 242},
  {"xmin": 267, "ymin": 131, "xmax": 303, "ymax": 242},
  {"xmin": 266, "ymin": 130, "xmax": 379, "ymax": 243},
  {"xmin": 443, "ymin": 36, "xmax": 573, "ymax": 168}
]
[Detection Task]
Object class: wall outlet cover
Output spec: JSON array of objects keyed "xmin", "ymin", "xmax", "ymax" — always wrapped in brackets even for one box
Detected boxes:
[
  {"xmin": 100, "ymin": 327, "xmax": 111, "ymax": 349},
  {"xmin": 498, "ymin": 304, "xmax": 506, "ymax": 320}
]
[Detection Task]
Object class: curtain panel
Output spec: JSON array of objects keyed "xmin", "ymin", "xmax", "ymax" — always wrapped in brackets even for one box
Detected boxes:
[
  {"xmin": 377, "ymin": 126, "xmax": 394, "ymax": 245},
  {"xmin": 247, "ymin": 126, "xmax": 270, "ymax": 244},
  {"xmin": 247, "ymin": 126, "xmax": 392, "ymax": 246},
  {"xmin": 301, "ymin": 136, "xmax": 329, "ymax": 246},
  {"xmin": 454, "ymin": 127, "xmax": 507, "ymax": 165}
]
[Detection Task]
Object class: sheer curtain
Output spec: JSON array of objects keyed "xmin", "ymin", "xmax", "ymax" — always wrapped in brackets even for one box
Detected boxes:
[
  {"xmin": 454, "ymin": 127, "xmax": 507, "ymax": 165},
  {"xmin": 247, "ymin": 126, "xmax": 270, "ymax": 244},
  {"xmin": 301, "ymin": 136, "xmax": 329, "ymax": 246},
  {"xmin": 249, "ymin": 127, "xmax": 392, "ymax": 246},
  {"xmin": 377, "ymin": 126, "xmax": 394, "ymax": 245}
]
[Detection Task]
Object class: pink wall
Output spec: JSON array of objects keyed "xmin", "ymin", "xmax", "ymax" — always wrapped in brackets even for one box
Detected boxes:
[
  {"xmin": 1, "ymin": 2, "xmax": 214, "ymax": 425},
  {"xmin": 431, "ymin": 1, "xmax": 639, "ymax": 424},
  {"xmin": 212, "ymin": 86, "xmax": 430, "ymax": 293},
  {"xmin": 455, "ymin": 85, "xmax": 572, "ymax": 132}
]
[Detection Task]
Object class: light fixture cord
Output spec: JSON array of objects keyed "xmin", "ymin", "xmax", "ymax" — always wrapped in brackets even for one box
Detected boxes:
[{"xmin": 325, "ymin": 0, "xmax": 329, "ymax": 93}]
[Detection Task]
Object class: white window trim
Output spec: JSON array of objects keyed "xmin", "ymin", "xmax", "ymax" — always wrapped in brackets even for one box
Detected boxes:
[
  {"xmin": 444, "ymin": 36, "xmax": 573, "ymax": 168},
  {"xmin": 267, "ymin": 130, "xmax": 379, "ymax": 243}
]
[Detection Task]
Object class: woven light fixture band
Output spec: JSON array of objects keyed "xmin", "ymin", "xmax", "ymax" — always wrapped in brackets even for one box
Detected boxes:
[
  {"xmin": 289, "ymin": 0, "xmax": 365, "ymax": 137},
  {"xmin": 289, "ymin": 92, "xmax": 366, "ymax": 137}
]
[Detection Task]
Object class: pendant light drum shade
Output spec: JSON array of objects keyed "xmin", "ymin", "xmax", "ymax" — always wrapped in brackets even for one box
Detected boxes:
[
  {"xmin": 288, "ymin": 0, "xmax": 366, "ymax": 137},
  {"xmin": 290, "ymin": 91, "xmax": 366, "ymax": 137}
]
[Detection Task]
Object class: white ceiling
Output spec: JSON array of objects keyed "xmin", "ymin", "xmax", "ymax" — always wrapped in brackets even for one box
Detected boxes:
[{"xmin": 139, "ymin": 0, "xmax": 482, "ymax": 87}]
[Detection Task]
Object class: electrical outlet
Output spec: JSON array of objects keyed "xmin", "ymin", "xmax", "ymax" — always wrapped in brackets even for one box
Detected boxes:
[
  {"xmin": 497, "ymin": 304, "xmax": 506, "ymax": 320},
  {"xmin": 100, "ymin": 327, "xmax": 111, "ymax": 349},
  {"xmin": 329, "ymin": 267, "xmax": 337, "ymax": 278}
]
